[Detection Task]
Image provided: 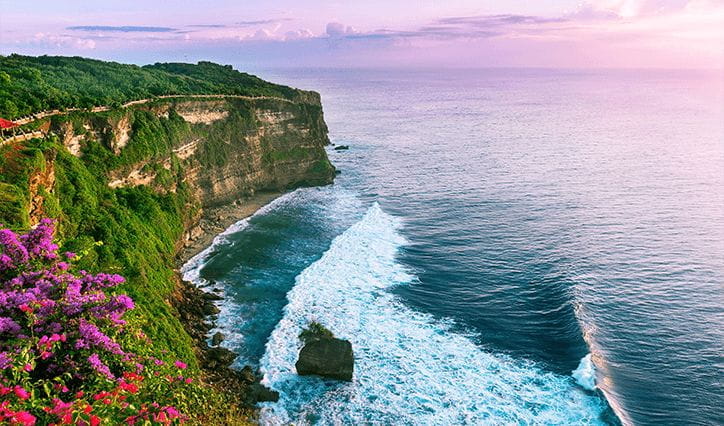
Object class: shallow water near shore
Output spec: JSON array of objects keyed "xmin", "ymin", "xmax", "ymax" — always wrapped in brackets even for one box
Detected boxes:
[{"xmin": 184, "ymin": 68, "xmax": 724, "ymax": 425}]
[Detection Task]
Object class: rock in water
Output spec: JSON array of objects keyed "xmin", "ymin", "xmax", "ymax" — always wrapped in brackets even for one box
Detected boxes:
[
  {"xmin": 211, "ymin": 331, "xmax": 225, "ymax": 346},
  {"xmin": 295, "ymin": 338, "xmax": 354, "ymax": 381}
]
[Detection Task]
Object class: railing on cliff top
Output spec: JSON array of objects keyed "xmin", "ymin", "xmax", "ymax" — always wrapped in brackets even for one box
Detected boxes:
[{"xmin": 0, "ymin": 94, "xmax": 296, "ymax": 146}]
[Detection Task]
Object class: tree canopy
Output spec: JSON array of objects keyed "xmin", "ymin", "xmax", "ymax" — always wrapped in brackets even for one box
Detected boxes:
[{"xmin": 0, "ymin": 55, "xmax": 299, "ymax": 119}]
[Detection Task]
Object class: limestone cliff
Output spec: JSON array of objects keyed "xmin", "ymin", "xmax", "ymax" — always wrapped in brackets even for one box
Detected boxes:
[
  {"xmin": 0, "ymin": 57, "xmax": 337, "ymax": 418},
  {"xmin": 39, "ymin": 93, "xmax": 335, "ymax": 230}
]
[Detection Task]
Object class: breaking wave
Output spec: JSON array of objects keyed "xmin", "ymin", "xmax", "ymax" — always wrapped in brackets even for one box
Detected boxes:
[{"xmin": 259, "ymin": 203, "xmax": 610, "ymax": 425}]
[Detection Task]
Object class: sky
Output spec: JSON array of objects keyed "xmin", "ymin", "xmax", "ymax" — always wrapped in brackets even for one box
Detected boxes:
[{"xmin": 0, "ymin": 0, "xmax": 722, "ymax": 69}]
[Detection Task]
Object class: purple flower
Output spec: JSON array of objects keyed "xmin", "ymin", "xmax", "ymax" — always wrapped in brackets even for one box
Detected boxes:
[
  {"xmin": 0, "ymin": 229, "xmax": 29, "ymax": 271},
  {"xmin": 77, "ymin": 319, "xmax": 123, "ymax": 355},
  {"xmin": 0, "ymin": 317, "xmax": 21, "ymax": 335},
  {"xmin": 0, "ymin": 352, "xmax": 12, "ymax": 369},
  {"xmin": 87, "ymin": 353, "xmax": 114, "ymax": 380},
  {"xmin": 19, "ymin": 219, "xmax": 58, "ymax": 261},
  {"xmin": 0, "ymin": 220, "xmax": 136, "ymax": 384}
]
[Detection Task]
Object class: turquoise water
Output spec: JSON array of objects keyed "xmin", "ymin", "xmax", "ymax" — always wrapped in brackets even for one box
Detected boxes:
[{"xmin": 183, "ymin": 69, "xmax": 724, "ymax": 425}]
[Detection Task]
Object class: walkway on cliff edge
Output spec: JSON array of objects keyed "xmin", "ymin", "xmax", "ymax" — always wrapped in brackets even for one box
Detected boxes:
[{"xmin": 0, "ymin": 94, "xmax": 295, "ymax": 146}]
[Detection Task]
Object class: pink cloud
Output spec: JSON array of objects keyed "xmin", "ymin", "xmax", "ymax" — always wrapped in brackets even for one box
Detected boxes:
[
  {"xmin": 32, "ymin": 33, "xmax": 97, "ymax": 50},
  {"xmin": 326, "ymin": 22, "xmax": 359, "ymax": 38},
  {"xmin": 1, "ymin": 1, "xmax": 721, "ymax": 69}
]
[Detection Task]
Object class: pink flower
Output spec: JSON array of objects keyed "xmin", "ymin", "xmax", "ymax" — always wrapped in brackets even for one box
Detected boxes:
[
  {"xmin": 14, "ymin": 386, "xmax": 30, "ymax": 400},
  {"xmin": 12, "ymin": 411, "xmax": 36, "ymax": 425},
  {"xmin": 173, "ymin": 360, "xmax": 187, "ymax": 370},
  {"xmin": 23, "ymin": 364, "xmax": 32, "ymax": 372},
  {"xmin": 165, "ymin": 406, "xmax": 180, "ymax": 418}
]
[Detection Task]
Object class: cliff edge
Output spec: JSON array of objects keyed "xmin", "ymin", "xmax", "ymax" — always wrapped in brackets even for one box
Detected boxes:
[{"xmin": 0, "ymin": 56, "xmax": 335, "ymax": 420}]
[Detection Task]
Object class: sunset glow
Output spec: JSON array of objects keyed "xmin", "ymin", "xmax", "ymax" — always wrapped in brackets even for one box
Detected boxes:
[{"xmin": 1, "ymin": 0, "xmax": 722, "ymax": 69}]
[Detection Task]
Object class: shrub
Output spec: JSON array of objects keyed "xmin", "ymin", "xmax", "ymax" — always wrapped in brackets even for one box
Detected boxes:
[
  {"xmin": 0, "ymin": 219, "xmax": 195, "ymax": 424},
  {"xmin": 299, "ymin": 321, "xmax": 334, "ymax": 344}
]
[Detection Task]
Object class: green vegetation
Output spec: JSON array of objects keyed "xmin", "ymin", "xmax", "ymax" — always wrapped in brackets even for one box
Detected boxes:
[
  {"xmin": 0, "ymin": 142, "xmax": 50, "ymax": 228},
  {"xmin": 0, "ymin": 55, "xmax": 333, "ymax": 423},
  {"xmin": 0, "ymin": 54, "xmax": 301, "ymax": 119},
  {"xmin": 299, "ymin": 321, "xmax": 335, "ymax": 343},
  {"xmin": 1, "ymin": 136, "xmax": 198, "ymax": 363}
]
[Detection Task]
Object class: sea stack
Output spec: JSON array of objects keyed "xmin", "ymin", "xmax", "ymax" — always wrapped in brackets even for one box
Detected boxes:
[{"xmin": 295, "ymin": 322, "xmax": 354, "ymax": 381}]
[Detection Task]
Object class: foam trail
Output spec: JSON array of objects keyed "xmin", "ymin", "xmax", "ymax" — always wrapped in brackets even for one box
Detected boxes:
[
  {"xmin": 259, "ymin": 203, "xmax": 610, "ymax": 425},
  {"xmin": 573, "ymin": 354, "xmax": 597, "ymax": 391},
  {"xmin": 180, "ymin": 187, "xmax": 365, "ymax": 363}
]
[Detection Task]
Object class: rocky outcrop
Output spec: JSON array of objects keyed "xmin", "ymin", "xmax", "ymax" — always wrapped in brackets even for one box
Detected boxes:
[
  {"xmin": 295, "ymin": 323, "xmax": 354, "ymax": 381},
  {"xmin": 211, "ymin": 332, "xmax": 225, "ymax": 346},
  {"xmin": 172, "ymin": 273, "xmax": 279, "ymax": 404},
  {"xmin": 170, "ymin": 100, "xmax": 229, "ymax": 124},
  {"xmin": 50, "ymin": 95, "xmax": 335, "ymax": 209},
  {"xmin": 28, "ymin": 152, "xmax": 56, "ymax": 226},
  {"xmin": 296, "ymin": 338, "xmax": 354, "ymax": 381},
  {"xmin": 111, "ymin": 115, "xmax": 131, "ymax": 153}
]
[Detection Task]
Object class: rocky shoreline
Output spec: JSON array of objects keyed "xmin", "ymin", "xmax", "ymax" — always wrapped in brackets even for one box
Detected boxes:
[
  {"xmin": 175, "ymin": 191, "xmax": 283, "ymax": 266},
  {"xmin": 171, "ymin": 192, "xmax": 286, "ymax": 414},
  {"xmin": 171, "ymin": 273, "xmax": 279, "ymax": 407}
]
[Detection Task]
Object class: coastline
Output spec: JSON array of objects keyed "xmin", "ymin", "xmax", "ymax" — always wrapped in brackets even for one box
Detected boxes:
[
  {"xmin": 171, "ymin": 191, "xmax": 287, "ymax": 413},
  {"xmin": 176, "ymin": 191, "xmax": 284, "ymax": 266}
]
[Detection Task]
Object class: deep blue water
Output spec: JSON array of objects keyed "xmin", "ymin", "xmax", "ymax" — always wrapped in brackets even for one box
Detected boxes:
[{"xmin": 183, "ymin": 69, "xmax": 724, "ymax": 425}]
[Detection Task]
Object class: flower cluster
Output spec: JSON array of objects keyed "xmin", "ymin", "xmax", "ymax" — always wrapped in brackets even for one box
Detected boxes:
[
  {"xmin": 1, "ymin": 219, "xmax": 130, "ymax": 382},
  {"xmin": 0, "ymin": 220, "xmax": 192, "ymax": 424}
]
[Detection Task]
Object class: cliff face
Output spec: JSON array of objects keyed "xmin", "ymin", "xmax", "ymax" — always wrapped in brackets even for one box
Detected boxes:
[
  {"xmin": 46, "ymin": 94, "xmax": 334, "ymax": 219},
  {"xmin": 0, "ymin": 57, "xmax": 337, "ymax": 419},
  {"xmin": 1, "ymin": 91, "xmax": 335, "ymax": 365}
]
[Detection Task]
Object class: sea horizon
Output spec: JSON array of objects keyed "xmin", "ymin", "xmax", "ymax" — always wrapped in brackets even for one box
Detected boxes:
[
  {"xmin": 182, "ymin": 67, "xmax": 723, "ymax": 425},
  {"xmin": 1, "ymin": 1, "xmax": 722, "ymax": 424}
]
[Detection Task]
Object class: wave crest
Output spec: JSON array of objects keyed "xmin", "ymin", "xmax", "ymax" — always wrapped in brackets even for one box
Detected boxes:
[{"xmin": 259, "ymin": 203, "xmax": 610, "ymax": 425}]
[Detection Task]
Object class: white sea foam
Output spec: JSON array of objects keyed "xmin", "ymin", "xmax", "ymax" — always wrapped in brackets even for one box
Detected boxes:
[
  {"xmin": 572, "ymin": 354, "xmax": 597, "ymax": 391},
  {"xmin": 180, "ymin": 187, "xmax": 366, "ymax": 361},
  {"xmin": 259, "ymin": 203, "xmax": 609, "ymax": 425}
]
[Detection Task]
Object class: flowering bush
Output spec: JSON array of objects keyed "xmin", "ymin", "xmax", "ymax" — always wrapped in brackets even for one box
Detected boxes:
[{"xmin": 0, "ymin": 219, "xmax": 194, "ymax": 424}]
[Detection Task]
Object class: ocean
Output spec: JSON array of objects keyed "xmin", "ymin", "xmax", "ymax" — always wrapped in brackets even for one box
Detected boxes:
[{"xmin": 182, "ymin": 68, "xmax": 724, "ymax": 425}]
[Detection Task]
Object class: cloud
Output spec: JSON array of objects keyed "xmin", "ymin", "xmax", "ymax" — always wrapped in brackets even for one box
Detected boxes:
[
  {"xmin": 575, "ymin": 0, "xmax": 698, "ymax": 19},
  {"xmin": 32, "ymin": 33, "xmax": 96, "ymax": 49},
  {"xmin": 585, "ymin": 0, "xmax": 647, "ymax": 18},
  {"xmin": 67, "ymin": 25, "xmax": 178, "ymax": 33},
  {"xmin": 237, "ymin": 19, "xmax": 292, "ymax": 27},
  {"xmin": 436, "ymin": 14, "xmax": 567, "ymax": 27},
  {"xmin": 245, "ymin": 29, "xmax": 275, "ymax": 41},
  {"xmin": 284, "ymin": 29, "xmax": 315, "ymax": 40},
  {"xmin": 326, "ymin": 22, "xmax": 359, "ymax": 38},
  {"xmin": 322, "ymin": 15, "xmax": 549, "ymax": 42},
  {"xmin": 187, "ymin": 24, "xmax": 227, "ymax": 29}
]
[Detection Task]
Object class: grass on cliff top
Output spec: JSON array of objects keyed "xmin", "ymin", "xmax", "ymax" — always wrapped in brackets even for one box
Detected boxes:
[{"xmin": 0, "ymin": 54, "xmax": 303, "ymax": 119}]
